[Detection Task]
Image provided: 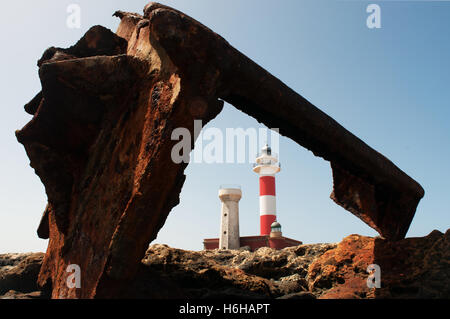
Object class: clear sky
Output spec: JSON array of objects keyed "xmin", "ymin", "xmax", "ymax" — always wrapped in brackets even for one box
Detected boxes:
[{"xmin": 0, "ymin": 0, "xmax": 449, "ymax": 253}]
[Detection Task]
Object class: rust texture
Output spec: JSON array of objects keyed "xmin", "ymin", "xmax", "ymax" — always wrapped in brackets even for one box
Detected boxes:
[{"xmin": 16, "ymin": 3, "xmax": 424, "ymax": 298}]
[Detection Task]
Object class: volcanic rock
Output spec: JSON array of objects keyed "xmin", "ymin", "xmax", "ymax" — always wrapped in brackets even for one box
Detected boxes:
[
  {"xmin": 0, "ymin": 253, "xmax": 48, "ymax": 298},
  {"xmin": 1, "ymin": 230, "xmax": 448, "ymax": 299},
  {"xmin": 308, "ymin": 229, "xmax": 450, "ymax": 299}
]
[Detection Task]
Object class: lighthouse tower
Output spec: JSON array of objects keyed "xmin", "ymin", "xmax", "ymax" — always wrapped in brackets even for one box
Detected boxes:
[{"xmin": 253, "ymin": 144, "xmax": 281, "ymax": 236}]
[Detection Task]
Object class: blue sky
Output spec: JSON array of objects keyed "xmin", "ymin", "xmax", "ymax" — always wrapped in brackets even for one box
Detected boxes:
[{"xmin": 0, "ymin": 0, "xmax": 449, "ymax": 252}]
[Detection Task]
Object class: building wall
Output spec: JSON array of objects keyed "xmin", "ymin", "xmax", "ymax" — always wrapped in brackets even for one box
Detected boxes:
[{"xmin": 219, "ymin": 200, "xmax": 240, "ymax": 249}]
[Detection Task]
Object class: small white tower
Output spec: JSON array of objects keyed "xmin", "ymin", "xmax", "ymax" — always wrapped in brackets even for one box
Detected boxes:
[{"xmin": 218, "ymin": 185, "xmax": 242, "ymax": 250}]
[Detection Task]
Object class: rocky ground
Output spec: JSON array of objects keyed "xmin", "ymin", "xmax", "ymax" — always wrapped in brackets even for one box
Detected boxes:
[
  {"xmin": 1, "ymin": 229, "xmax": 448, "ymax": 299},
  {"xmin": 0, "ymin": 253, "xmax": 48, "ymax": 299}
]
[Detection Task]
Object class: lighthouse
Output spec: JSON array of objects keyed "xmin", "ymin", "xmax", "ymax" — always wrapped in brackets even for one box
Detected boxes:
[
  {"xmin": 203, "ymin": 144, "xmax": 302, "ymax": 251},
  {"xmin": 253, "ymin": 144, "xmax": 281, "ymax": 236}
]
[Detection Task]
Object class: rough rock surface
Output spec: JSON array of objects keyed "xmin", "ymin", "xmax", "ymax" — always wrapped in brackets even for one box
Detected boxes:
[
  {"xmin": 129, "ymin": 243, "xmax": 336, "ymax": 298},
  {"xmin": 2, "ymin": 230, "xmax": 447, "ymax": 299},
  {"xmin": 16, "ymin": 3, "xmax": 425, "ymax": 298},
  {"xmin": 132, "ymin": 229, "xmax": 449, "ymax": 299},
  {"xmin": 308, "ymin": 229, "xmax": 450, "ymax": 299},
  {"xmin": 0, "ymin": 253, "xmax": 48, "ymax": 298}
]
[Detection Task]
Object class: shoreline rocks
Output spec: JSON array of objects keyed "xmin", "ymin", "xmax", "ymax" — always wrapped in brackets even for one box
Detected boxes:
[
  {"xmin": 1, "ymin": 229, "xmax": 448, "ymax": 299},
  {"xmin": 0, "ymin": 253, "xmax": 48, "ymax": 299}
]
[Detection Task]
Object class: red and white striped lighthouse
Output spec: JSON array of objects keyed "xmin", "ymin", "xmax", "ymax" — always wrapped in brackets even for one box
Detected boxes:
[{"xmin": 253, "ymin": 144, "xmax": 281, "ymax": 236}]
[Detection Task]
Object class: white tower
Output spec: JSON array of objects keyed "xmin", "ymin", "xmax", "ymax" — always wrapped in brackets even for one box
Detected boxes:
[
  {"xmin": 253, "ymin": 144, "xmax": 281, "ymax": 236},
  {"xmin": 219, "ymin": 186, "xmax": 242, "ymax": 250}
]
